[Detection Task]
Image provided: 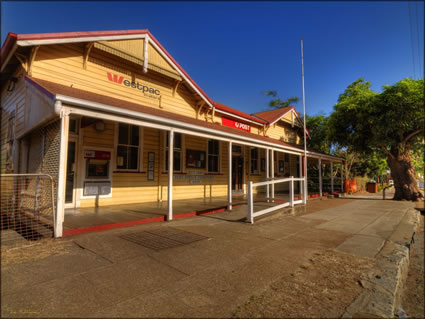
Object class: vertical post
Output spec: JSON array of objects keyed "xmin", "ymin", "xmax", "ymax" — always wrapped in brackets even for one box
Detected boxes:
[
  {"xmin": 331, "ymin": 161, "xmax": 334, "ymax": 194},
  {"xmin": 248, "ymin": 181, "xmax": 254, "ymax": 224},
  {"xmin": 271, "ymin": 149, "xmax": 274, "ymax": 202},
  {"xmin": 168, "ymin": 129, "xmax": 174, "ymax": 221},
  {"xmin": 290, "ymin": 176, "xmax": 294, "ymax": 207},
  {"xmin": 266, "ymin": 148, "xmax": 269, "ymax": 202},
  {"xmin": 299, "ymin": 155, "xmax": 303, "ymax": 200},
  {"xmin": 301, "ymin": 38, "xmax": 308, "ymax": 205},
  {"xmin": 319, "ymin": 158, "xmax": 322, "ymax": 197},
  {"xmin": 228, "ymin": 141, "xmax": 232, "ymax": 210},
  {"xmin": 55, "ymin": 111, "xmax": 69, "ymax": 238}
]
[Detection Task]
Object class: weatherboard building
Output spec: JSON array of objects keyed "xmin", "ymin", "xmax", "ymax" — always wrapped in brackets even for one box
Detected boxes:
[{"xmin": 1, "ymin": 30, "xmax": 344, "ymax": 238}]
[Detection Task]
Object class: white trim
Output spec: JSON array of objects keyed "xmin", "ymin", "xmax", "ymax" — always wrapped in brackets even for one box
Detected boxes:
[
  {"xmin": 228, "ymin": 141, "xmax": 232, "ymax": 210},
  {"xmin": 215, "ymin": 109, "xmax": 264, "ymax": 126},
  {"xmin": 143, "ymin": 36, "xmax": 149, "ymax": 73},
  {"xmin": 114, "ymin": 122, "xmax": 142, "ymax": 172},
  {"xmin": 56, "ymin": 95, "xmax": 320, "ymax": 157},
  {"xmin": 168, "ymin": 130, "xmax": 174, "ymax": 220},
  {"xmin": 164, "ymin": 131, "xmax": 182, "ymax": 173},
  {"xmin": 16, "ymin": 34, "xmax": 148, "ymax": 47}
]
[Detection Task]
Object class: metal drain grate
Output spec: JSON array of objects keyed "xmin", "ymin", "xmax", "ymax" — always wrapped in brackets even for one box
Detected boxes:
[{"xmin": 120, "ymin": 227, "xmax": 209, "ymax": 250}]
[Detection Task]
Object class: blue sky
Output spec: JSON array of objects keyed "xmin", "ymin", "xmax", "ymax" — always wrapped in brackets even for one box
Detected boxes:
[{"xmin": 1, "ymin": 1, "xmax": 424, "ymax": 117}]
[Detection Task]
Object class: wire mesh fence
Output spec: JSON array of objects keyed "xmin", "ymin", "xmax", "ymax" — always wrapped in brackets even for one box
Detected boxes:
[{"xmin": 1, "ymin": 174, "xmax": 55, "ymax": 246}]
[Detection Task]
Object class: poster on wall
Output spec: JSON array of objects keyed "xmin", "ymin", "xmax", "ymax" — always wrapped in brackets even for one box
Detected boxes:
[
  {"xmin": 148, "ymin": 152, "xmax": 155, "ymax": 181},
  {"xmin": 186, "ymin": 150, "xmax": 206, "ymax": 169}
]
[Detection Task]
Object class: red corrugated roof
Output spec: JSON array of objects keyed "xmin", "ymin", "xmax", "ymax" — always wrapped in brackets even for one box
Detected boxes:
[
  {"xmin": 25, "ymin": 76, "xmax": 308, "ymax": 153},
  {"xmin": 213, "ymin": 101, "xmax": 266, "ymax": 125},
  {"xmin": 252, "ymin": 107, "xmax": 293, "ymax": 124}
]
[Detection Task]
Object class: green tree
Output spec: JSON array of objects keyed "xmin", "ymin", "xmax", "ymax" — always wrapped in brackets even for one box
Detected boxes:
[
  {"xmin": 264, "ymin": 91, "xmax": 299, "ymax": 109},
  {"xmin": 329, "ymin": 78, "xmax": 424, "ymax": 201},
  {"xmin": 305, "ymin": 114, "xmax": 331, "ymax": 154}
]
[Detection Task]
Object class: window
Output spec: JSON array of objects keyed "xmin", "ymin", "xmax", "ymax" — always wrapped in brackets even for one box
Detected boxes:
[
  {"xmin": 116, "ymin": 123, "xmax": 139, "ymax": 170},
  {"xmin": 250, "ymin": 148, "xmax": 259, "ymax": 174},
  {"xmin": 208, "ymin": 140, "xmax": 219, "ymax": 173},
  {"xmin": 165, "ymin": 132, "xmax": 182, "ymax": 172},
  {"xmin": 69, "ymin": 118, "xmax": 79, "ymax": 134}
]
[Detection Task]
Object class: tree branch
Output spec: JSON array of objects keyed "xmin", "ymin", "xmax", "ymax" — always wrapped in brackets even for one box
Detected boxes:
[
  {"xmin": 380, "ymin": 145, "xmax": 394, "ymax": 160},
  {"xmin": 402, "ymin": 129, "xmax": 422, "ymax": 145}
]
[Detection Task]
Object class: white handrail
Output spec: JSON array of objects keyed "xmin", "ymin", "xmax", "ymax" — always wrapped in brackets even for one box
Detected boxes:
[{"xmin": 248, "ymin": 176, "xmax": 304, "ymax": 224}]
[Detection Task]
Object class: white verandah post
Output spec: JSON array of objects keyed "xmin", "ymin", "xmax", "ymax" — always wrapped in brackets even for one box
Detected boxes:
[
  {"xmin": 228, "ymin": 141, "xmax": 232, "ymax": 210},
  {"xmin": 299, "ymin": 155, "xmax": 303, "ymax": 200},
  {"xmin": 266, "ymin": 148, "xmax": 270, "ymax": 202},
  {"xmin": 303, "ymin": 155, "xmax": 308, "ymax": 204},
  {"xmin": 55, "ymin": 111, "xmax": 69, "ymax": 238},
  {"xmin": 248, "ymin": 181, "xmax": 253, "ymax": 223},
  {"xmin": 331, "ymin": 161, "xmax": 334, "ymax": 194},
  {"xmin": 168, "ymin": 129, "xmax": 174, "ymax": 221},
  {"xmin": 319, "ymin": 158, "xmax": 322, "ymax": 197},
  {"xmin": 271, "ymin": 149, "xmax": 274, "ymax": 202}
]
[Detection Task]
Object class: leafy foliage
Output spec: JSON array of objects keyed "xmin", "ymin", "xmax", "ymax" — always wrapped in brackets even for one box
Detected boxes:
[
  {"xmin": 305, "ymin": 114, "xmax": 331, "ymax": 154},
  {"xmin": 264, "ymin": 90, "xmax": 299, "ymax": 109}
]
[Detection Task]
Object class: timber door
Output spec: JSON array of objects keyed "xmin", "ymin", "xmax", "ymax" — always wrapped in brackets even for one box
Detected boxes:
[
  {"xmin": 65, "ymin": 139, "xmax": 77, "ymax": 208},
  {"xmin": 232, "ymin": 156, "xmax": 244, "ymax": 192}
]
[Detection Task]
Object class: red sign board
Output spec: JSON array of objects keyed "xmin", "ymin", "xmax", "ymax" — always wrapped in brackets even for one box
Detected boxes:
[
  {"xmin": 84, "ymin": 150, "xmax": 111, "ymax": 160},
  {"xmin": 222, "ymin": 117, "xmax": 251, "ymax": 132}
]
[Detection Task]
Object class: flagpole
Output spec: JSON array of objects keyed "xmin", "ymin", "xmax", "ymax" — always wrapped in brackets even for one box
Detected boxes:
[{"xmin": 301, "ymin": 37, "xmax": 308, "ymax": 204}]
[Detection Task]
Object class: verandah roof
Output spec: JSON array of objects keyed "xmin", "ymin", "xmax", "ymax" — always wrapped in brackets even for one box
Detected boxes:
[{"xmin": 25, "ymin": 76, "xmax": 342, "ymax": 162}]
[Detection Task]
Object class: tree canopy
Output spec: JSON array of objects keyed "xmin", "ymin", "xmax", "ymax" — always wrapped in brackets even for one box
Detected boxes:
[
  {"xmin": 264, "ymin": 91, "xmax": 299, "ymax": 109},
  {"xmin": 328, "ymin": 78, "xmax": 424, "ymax": 200}
]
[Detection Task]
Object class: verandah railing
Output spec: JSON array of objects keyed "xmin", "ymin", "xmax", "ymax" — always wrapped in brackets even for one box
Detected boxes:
[{"xmin": 247, "ymin": 176, "xmax": 305, "ymax": 224}]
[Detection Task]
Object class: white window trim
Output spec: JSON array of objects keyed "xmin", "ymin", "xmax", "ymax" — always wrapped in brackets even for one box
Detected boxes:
[
  {"xmin": 207, "ymin": 139, "xmax": 220, "ymax": 173},
  {"xmin": 115, "ymin": 123, "xmax": 143, "ymax": 172},
  {"xmin": 163, "ymin": 131, "xmax": 183, "ymax": 173}
]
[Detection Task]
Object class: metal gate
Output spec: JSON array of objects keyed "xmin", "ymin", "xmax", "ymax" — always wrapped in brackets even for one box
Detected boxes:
[{"xmin": 1, "ymin": 174, "xmax": 55, "ymax": 246}]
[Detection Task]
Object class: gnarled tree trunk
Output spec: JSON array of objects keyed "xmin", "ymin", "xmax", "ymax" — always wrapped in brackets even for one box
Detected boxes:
[{"xmin": 387, "ymin": 151, "xmax": 423, "ymax": 201}]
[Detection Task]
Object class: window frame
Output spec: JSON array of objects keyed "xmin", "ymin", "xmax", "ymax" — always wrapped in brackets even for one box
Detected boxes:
[
  {"xmin": 115, "ymin": 123, "xmax": 143, "ymax": 172},
  {"xmin": 207, "ymin": 139, "xmax": 220, "ymax": 173},
  {"xmin": 250, "ymin": 147, "xmax": 259, "ymax": 174}
]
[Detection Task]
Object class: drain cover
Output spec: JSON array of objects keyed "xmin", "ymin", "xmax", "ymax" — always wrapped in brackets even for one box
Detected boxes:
[{"xmin": 120, "ymin": 227, "xmax": 208, "ymax": 250}]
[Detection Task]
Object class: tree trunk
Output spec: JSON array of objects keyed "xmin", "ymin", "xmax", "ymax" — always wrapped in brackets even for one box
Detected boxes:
[{"xmin": 387, "ymin": 151, "xmax": 423, "ymax": 201}]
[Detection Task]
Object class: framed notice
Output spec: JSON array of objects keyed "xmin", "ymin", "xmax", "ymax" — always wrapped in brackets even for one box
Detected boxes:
[
  {"xmin": 148, "ymin": 152, "xmax": 155, "ymax": 181},
  {"xmin": 186, "ymin": 149, "xmax": 206, "ymax": 169}
]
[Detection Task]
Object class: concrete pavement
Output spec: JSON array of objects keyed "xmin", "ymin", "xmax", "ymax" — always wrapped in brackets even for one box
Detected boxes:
[{"xmin": 1, "ymin": 197, "xmax": 419, "ymax": 318}]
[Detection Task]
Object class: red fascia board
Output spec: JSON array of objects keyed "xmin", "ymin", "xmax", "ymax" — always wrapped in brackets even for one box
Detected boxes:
[
  {"xmin": 1, "ymin": 32, "xmax": 17, "ymax": 64},
  {"xmin": 16, "ymin": 29, "xmax": 149, "ymax": 41}
]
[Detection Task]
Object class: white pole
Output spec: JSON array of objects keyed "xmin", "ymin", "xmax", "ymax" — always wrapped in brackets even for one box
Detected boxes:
[
  {"xmin": 266, "ymin": 148, "xmax": 270, "ymax": 202},
  {"xmin": 228, "ymin": 141, "xmax": 232, "ymax": 210},
  {"xmin": 331, "ymin": 161, "xmax": 334, "ymax": 194},
  {"xmin": 168, "ymin": 130, "xmax": 174, "ymax": 220},
  {"xmin": 290, "ymin": 176, "xmax": 294, "ymax": 207},
  {"xmin": 55, "ymin": 111, "xmax": 69, "ymax": 238},
  {"xmin": 319, "ymin": 158, "xmax": 322, "ymax": 197},
  {"xmin": 271, "ymin": 149, "xmax": 274, "ymax": 202},
  {"xmin": 248, "ymin": 181, "xmax": 254, "ymax": 224},
  {"xmin": 301, "ymin": 37, "xmax": 308, "ymax": 204}
]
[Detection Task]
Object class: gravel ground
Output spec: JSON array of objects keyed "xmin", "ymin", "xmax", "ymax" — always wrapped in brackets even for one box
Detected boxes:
[
  {"xmin": 232, "ymin": 249, "xmax": 375, "ymax": 318},
  {"xmin": 400, "ymin": 213, "xmax": 424, "ymax": 318}
]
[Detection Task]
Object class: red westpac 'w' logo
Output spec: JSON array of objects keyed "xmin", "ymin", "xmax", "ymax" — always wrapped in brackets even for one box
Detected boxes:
[{"xmin": 107, "ymin": 72, "xmax": 124, "ymax": 84}]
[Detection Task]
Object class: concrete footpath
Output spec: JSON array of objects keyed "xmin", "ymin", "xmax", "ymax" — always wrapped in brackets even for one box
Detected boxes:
[{"xmin": 1, "ymin": 197, "xmax": 420, "ymax": 318}]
